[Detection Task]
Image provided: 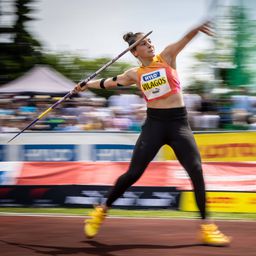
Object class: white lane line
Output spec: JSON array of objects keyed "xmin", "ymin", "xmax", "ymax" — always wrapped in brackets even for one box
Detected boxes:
[{"xmin": 0, "ymin": 212, "xmax": 255, "ymax": 222}]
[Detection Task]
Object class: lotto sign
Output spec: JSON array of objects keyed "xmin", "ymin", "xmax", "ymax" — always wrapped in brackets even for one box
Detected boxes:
[
  {"xmin": 161, "ymin": 132, "xmax": 256, "ymax": 162},
  {"xmin": 179, "ymin": 191, "xmax": 256, "ymax": 213}
]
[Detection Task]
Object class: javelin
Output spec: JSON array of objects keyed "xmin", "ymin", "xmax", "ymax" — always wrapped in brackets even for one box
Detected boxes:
[{"xmin": 8, "ymin": 30, "xmax": 153, "ymax": 143}]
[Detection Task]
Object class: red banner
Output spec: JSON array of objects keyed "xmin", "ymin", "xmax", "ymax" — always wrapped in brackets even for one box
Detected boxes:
[{"xmin": 13, "ymin": 161, "xmax": 256, "ymax": 191}]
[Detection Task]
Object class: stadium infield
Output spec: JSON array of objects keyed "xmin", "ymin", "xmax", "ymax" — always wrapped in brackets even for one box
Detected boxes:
[{"xmin": 0, "ymin": 208, "xmax": 255, "ymax": 255}]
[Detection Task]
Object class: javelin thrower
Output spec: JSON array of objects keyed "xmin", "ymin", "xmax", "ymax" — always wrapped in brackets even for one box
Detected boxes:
[{"xmin": 74, "ymin": 22, "xmax": 231, "ymax": 246}]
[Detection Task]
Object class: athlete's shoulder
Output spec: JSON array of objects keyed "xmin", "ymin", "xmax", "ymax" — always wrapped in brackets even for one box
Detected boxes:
[
  {"xmin": 157, "ymin": 53, "xmax": 169, "ymax": 64},
  {"xmin": 125, "ymin": 67, "xmax": 139, "ymax": 77},
  {"xmin": 159, "ymin": 51, "xmax": 176, "ymax": 68},
  {"xmin": 126, "ymin": 67, "xmax": 139, "ymax": 73}
]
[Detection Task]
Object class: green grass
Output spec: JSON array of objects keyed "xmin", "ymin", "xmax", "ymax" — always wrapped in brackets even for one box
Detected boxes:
[{"xmin": 0, "ymin": 207, "xmax": 255, "ymax": 220}]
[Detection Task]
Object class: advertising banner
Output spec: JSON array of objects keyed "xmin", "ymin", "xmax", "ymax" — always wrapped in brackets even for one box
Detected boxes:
[
  {"xmin": 0, "ymin": 162, "xmax": 23, "ymax": 185},
  {"xmin": 92, "ymin": 144, "xmax": 134, "ymax": 161},
  {"xmin": 0, "ymin": 145, "xmax": 6, "ymax": 161},
  {"xmin": 1, "ymin": 161, "xmax": 253, "ymax": 191},
  {"xmin": 1, "ymin": 131, "xmax": 256, "ymax": 162},
  {"xmin": 160, "ymin": 132, "xmax": 256, "ymax": 162},
  {"xmin": 20, "ymin": 144, "xmax": 78, "ymax": 161},
  {"xmin": 0, "ymin": 185, "xmax": 180, "ymax": 209},
  {"xmin": 179, "ymin": 191, "xmax": 256, "ymax": 213}
]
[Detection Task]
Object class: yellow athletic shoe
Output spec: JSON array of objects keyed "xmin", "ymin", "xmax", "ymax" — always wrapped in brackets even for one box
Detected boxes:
[
  {"xmin": 199, "ymin": 223, "xmax": 231, "ymax": 246},
  {"xmin": 84, "ymin": 206, "xmax": 106, "ymax": 239}
]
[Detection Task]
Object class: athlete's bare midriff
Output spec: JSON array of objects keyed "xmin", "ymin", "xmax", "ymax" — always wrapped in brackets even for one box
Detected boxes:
[{"xmin": 146, "ymin": 91, "xmax": 184, "ymax": 109}]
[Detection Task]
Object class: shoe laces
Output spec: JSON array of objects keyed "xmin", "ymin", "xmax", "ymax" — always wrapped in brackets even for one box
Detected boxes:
[
  {"xmin": 202, "ymin": 224, "xmax": 218, "ymax": 232},
  {"xmin": 202, "ymin": 224, "xmax": 229, "ymax": 240},
  {"xmin": 87, "ymin": 207, "xmax": 105, "ymax": 224}
]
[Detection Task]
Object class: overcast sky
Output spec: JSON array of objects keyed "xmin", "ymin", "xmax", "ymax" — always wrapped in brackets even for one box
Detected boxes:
[
  {"xmin": 2, "ymin": 0, "xmax": 218, "ymax": 85},
  {"xmin": 30, "ymin": 0, "xmax": 212, "ymax": 56}
]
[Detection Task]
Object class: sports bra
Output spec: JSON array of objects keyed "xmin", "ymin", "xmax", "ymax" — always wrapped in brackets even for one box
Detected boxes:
[{"xmin": 137, "ymin": 54, "xmax": 181, "ymax": 102}]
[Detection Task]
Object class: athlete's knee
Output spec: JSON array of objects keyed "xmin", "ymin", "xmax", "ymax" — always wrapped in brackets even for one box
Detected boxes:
[
  {"xmin": 186, "ymin": 160, "xmax": 205, "ymax": 184},
  {"xmin": 189, "ymin": 157, "xmax": 203, "ymax": 171}
]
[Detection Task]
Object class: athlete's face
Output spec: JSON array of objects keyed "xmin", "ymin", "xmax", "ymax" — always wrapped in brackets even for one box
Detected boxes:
[{"xmin": 133, "ymin": 35, "xmax": 155, "ymax": 59}]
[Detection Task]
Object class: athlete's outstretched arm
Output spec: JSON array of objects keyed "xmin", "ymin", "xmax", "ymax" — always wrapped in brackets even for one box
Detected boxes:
[
  {"xmin": 74, "ymin": 68, "xmax": 137, "ymax": 92},
  {"xmin": 160, "ymin": 22, "xmax": 212, "ymax": 68}
]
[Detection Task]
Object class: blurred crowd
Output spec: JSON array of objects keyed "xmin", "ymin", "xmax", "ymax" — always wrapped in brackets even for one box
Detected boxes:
[
  {"xmin": 184, "ymin": 93, "xmax": 256, "ymax": 131},
  {"xmin": 0, "ymin": 91, "xmax": 256, "ymax": 133},
  {"xmin": 0, "ymin": 92, "xmax": 146, "ymax": 133}
]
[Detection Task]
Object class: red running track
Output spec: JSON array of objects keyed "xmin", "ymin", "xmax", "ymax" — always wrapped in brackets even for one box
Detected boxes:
[{"xmin": 0, "ymin": 215, "xmax": 255, "ymax": 256}]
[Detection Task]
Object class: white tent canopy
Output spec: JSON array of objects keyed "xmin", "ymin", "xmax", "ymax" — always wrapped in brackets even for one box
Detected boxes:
[{"xmin": 0, "ymin": 65, "xmax": 76, "ymax": 94}]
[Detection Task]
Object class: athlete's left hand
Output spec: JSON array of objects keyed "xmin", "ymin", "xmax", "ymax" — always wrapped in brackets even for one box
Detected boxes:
[{"xmin": 198, "ymin": 21, "xmax": 214, "ymax": 36}]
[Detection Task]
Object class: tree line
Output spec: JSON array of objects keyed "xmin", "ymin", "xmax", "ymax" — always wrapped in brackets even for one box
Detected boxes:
[
  {"xmin": 1, "ymin": 1, "xmax": 255, "ymax": 96},
  {"xmin": 0, "ymin": 0, "xmax": 134, "ymax": 98}
]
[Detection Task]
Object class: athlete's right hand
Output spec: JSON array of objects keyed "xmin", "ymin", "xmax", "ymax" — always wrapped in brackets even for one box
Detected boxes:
[{"xmin": 72, "ymin": 81, "xmax": 87, "ymax": 94}]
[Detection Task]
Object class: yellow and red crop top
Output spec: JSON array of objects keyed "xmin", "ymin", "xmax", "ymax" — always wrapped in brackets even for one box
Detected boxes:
[{"xmin": 137, "ymin": 54, "xmax": 181, "ymax": 102}]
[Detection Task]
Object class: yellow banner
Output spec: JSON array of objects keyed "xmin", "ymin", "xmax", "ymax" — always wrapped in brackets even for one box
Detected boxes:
[
  {"xmin": 159, "ymin": 132, "xmax": 256, "ymax": 161},
  {"xmin": 179, "ymin": 191, "xmax": 256, "ymax": 213}
]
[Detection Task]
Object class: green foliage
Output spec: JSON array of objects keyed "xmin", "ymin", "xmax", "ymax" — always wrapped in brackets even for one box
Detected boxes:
[
  {"xmin": 0, "ymin": 1, "xmax": 137, "ymax": 98},
  {"xmin": 186, "ymin": 3, "xmax": 256, "ymax": 94},
  {"xmin": 0, "ymin": 0, "xmax": 42, "ymax": 84},
  {"xmin": 0, "ymin": 0, "xmax": 135, "ymax": 99},
  {"xmin": 185, "ymin": 80, "xmax": 209, "ymax": 95},
  {"xmin": 41, "ymin": 52, "xmax": 135, "ymax": 98},
  {"xmin": 226, "ymin": 5, "xmax": 256, "ymax": 87},
  {"xmin": 184, "ymin": 51, "xmax": 214, "ymax": 94},
  {"xmin": 214, "ymin": 4, "xmax": 256, "ymax": 88}
]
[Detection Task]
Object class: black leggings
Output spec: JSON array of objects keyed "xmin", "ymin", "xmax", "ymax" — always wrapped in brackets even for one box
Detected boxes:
[{"xmin": 106, "ymin": 107, "xmax": 206, "ymax": 219}]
